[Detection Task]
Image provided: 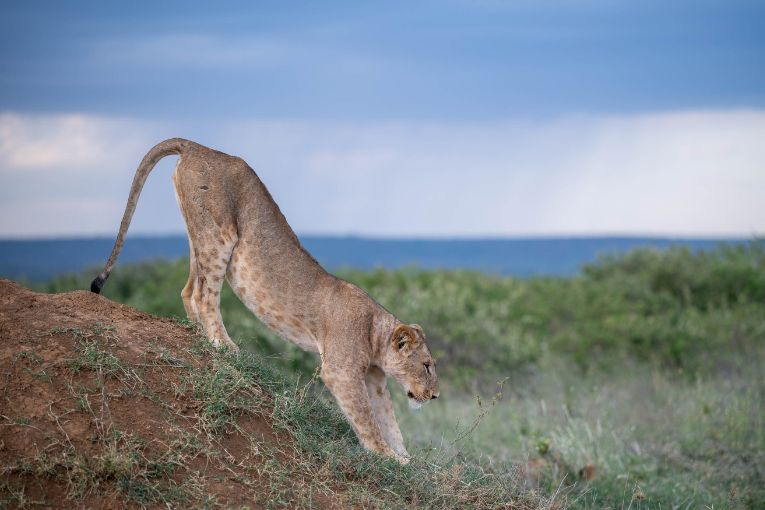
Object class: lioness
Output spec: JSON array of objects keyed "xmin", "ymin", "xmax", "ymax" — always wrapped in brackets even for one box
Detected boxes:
[{"xmin": 91, "ymin": 138, "xmax": 439, "ymax": 462}]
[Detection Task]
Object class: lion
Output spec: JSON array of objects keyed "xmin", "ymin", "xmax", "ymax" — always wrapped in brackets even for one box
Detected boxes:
[{"xmin": 91, "ymin": 138, "xmax": 439, "ymax": 462}]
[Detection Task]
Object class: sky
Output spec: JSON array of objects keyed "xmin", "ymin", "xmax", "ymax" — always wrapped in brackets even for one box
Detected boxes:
[{"xmin": 1, "ymin": 1, "xmax": 764, "ymax": 238}]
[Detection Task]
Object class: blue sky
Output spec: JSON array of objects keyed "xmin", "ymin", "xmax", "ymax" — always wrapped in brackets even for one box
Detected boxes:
[{"xmin": 1, "ymin": 1, "xmax": 764, "ymax": 237}]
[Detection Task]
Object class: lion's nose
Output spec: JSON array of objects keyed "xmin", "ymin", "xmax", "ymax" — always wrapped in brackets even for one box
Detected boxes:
[
  {"xmin": 431, "ymin": 393, "xmax": 439, "ymax": 400},
  {"xmin": 407, "ymin": 391, "xmax": 414, "ymax": 398}
]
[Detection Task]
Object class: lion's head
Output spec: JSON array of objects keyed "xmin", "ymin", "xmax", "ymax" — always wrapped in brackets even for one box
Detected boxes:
[{"xmin": 384, "ymin": 323, "xmax": 439, "ymax": 409}]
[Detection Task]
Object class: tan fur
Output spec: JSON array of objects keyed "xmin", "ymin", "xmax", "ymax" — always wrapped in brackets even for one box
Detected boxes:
[{"xmin": 94, "ymin": 138, "xmax": 439, "ymax": 462}]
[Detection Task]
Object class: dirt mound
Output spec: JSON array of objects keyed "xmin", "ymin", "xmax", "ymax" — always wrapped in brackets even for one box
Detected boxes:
[{"xmin": 0, "ymin": 279, "xmax": 341, "ymax": 509}]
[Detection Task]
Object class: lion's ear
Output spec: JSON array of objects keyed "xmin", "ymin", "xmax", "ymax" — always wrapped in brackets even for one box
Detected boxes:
[
  {"xmin": 410, "ymin": 324, "xmax": 425, "ymax": 338},
  {"xmin": 391, "ymin": 324, "xmax": 417, "ymax": 351}
]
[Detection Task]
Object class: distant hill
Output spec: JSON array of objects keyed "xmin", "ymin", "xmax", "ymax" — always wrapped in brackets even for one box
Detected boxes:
[{"xmin": 0, "ymin": 235, "xmax": 746, "ymax": 281}]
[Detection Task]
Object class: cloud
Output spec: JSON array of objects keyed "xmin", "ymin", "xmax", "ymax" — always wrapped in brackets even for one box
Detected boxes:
[
  {"xmin": 0, "ymin": 113, "xmax": 154, "ymax": 171},
  {"xmin": 87, "ymin": 30, "xmax": 385, "ymax": 76},
  {"xmin": 92, "ymin": 34, "xmax": 289, "ymax": 68},
  {"xmin": 1, "ymin": 110, "xmax": 763, "ymax": 238},
  {"xmin": 0, "ymin": 197, "xmax": 122, "ymax": 237},
  {"xmin": 218, "ymin": 111, "xmax": 765, "ymax": 237},
  {"xmin": 0, "ymin": 113, "xmax": 179, "ymax": 237}
]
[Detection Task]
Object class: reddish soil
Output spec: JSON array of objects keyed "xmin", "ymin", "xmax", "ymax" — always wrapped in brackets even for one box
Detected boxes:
[{"xmin": 0, "ymin": 279, "xmax": 342, "ymax": 509}]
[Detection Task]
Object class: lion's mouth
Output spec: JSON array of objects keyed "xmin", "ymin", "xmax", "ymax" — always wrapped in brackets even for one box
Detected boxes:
[{"xmin": 407, "ymin": 390, "xmax": 426, "ymax": 409}]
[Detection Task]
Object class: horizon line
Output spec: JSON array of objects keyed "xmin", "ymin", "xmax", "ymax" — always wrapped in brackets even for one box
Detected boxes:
[{"xmin": 0, "ymin": 232, "xmax": 759, "ymax": 243}]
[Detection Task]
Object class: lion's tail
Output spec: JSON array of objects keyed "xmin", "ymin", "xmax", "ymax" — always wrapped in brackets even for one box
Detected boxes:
[{"xmin": 90, "ymin": 138, "xmax": 190, "ymax": 294}]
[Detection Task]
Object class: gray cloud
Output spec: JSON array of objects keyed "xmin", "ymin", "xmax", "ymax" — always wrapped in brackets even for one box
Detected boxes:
[{"xmin": 1, "ymin": 110, "xmax": 763, "ymax": 238}]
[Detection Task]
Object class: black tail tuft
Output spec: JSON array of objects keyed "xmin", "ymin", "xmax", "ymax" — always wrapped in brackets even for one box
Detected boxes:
[{"xmin": 90, "ymin": 275, "xmax": 105, "ymax": 294}]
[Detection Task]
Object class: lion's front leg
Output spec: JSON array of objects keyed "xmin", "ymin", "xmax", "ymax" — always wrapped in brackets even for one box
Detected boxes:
[
  {"xmin": 366, "ymin": 366, "xmax": 409, "ymax": 459},
  {"xmin": 321, "ymin": 363, "xmax": 408, "ymax": 464}
]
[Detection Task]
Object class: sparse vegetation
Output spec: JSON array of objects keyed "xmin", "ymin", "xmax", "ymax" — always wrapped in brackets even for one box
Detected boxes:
[
  {"xmin": 0, "ymin": 285, "xmax": 554, "ymax": 509},
  {"xmin": 10, "ymin": 240, "xmax": 765, "ymax": 507}
]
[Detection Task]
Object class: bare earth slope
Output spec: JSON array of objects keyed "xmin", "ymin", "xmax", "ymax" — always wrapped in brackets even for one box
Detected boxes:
[
  {"xmin": 0, "ymin": 279, "xmax": 550, "ymax": 510},
  {"xmin": 0, "ymin": 279, "xmax": 342, "ymax": 509}
]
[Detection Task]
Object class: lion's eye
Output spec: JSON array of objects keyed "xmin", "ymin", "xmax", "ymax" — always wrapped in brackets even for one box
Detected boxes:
[{"xmin": 423, "ymin": 362, "xmax": 431, "ymax": 374}]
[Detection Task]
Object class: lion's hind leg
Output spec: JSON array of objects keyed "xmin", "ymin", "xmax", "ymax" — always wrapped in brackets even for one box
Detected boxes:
[
  {"xmin": 187, "ymin": 232, "xmax": 239, "ymax": 351},
  {"xmin": 181, "ymin": 238, "xmax": 201, "ymax": 323},
  {"xmin": 366, "ymin": 366, "xmax": 409, "ymax": 459}
]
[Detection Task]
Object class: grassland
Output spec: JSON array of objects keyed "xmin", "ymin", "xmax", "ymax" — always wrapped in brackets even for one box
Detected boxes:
[{"xmin": 39, "ymin": 241, "xmax": 765, "ymax": 508}]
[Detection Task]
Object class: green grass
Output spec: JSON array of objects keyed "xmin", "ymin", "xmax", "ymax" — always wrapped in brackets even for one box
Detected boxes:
[
  {"xmin": 396, "ymin": 357, "xmax": 764, "ymax": 507},
  {"xmin": 37, "ymin": 240, "xmax": 765, "ymax": 508}
]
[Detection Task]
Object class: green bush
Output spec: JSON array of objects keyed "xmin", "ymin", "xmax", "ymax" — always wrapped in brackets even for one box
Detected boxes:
[{"xmin": 40, "ymin": 240, "xmax": 765, "ymax": 387}]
